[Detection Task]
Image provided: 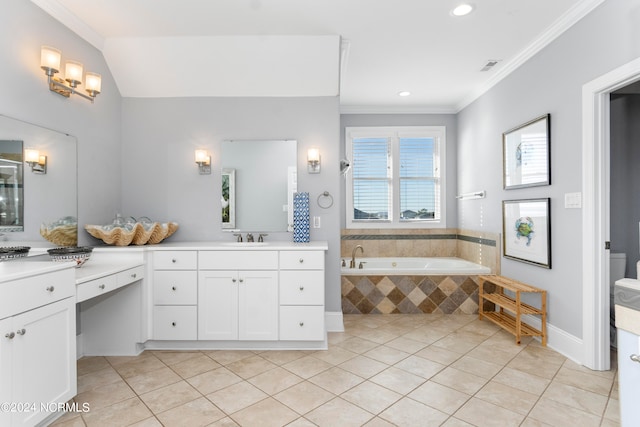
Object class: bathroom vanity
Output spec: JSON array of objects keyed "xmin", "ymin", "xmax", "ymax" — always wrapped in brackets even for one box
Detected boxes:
[{"xmin": 615, "ymin": 278, "xmax": 640, "ymax": 426}]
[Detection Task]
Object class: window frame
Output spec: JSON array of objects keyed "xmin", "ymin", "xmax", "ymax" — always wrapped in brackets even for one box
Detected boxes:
[{"xmin": 345, "ymin": 126, "xmax": 447, "ymax": 229}]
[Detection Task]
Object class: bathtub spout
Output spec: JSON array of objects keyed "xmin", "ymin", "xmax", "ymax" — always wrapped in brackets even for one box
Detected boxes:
[{"xmin": 350, "ymin": 245, "xmax": 364, "ymax": 268}]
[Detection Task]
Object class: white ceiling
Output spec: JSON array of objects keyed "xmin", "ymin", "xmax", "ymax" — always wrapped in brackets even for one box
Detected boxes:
[{"xmin": 31, "ymin": 0, "xmax": 604, "ymax": 113}]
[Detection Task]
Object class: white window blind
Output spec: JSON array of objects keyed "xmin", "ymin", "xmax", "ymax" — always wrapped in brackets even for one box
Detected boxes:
[
  {"xmin": 352, "ymin": 138, "xmax": 390, "ymax": 220},
  {"xmin": 399, "ymin": 137, "xmax": 439, "ymax": 221}
]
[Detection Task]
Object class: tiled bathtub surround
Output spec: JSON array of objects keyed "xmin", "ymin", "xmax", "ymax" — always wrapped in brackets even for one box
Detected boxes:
[{"xmin": 342, "ymin": 275, "xmax": 496, "ymax": 315}]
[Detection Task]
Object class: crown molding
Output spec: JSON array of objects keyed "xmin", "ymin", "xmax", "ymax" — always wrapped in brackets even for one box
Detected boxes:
[
  {"xmin": 340, "ymin": 104, "xmax": 458, "ymax": 115},
  {"xmin": 30, "ymin": 0, "xmax": 105, "ymax": 50}
]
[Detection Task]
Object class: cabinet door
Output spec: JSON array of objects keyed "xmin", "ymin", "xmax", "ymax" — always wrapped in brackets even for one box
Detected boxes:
[
  {"xmin": 618, "ymin": 329, "xmax": 640, "ymax": 427},
  {"xmin": 0, "ymin": 317, "xmax": 12, "ymax": 427},
  {"xmin": 199, "ymin": 271, "xmax": 239, "ymax": 340},
  {"xmin": 12, "ymin": 297, "xmax": 76, "ymax": 427},
  {"xmin": 239, "ymin": 271, "xmax": 279, "ymax": 341}
]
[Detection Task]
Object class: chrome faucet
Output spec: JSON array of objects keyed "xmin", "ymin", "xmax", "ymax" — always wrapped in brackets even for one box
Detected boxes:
[
  {"xmin": 350, "ymin": 245, "xmax": 364, "ymax": 268},
  {"xmin": 246, "ymin": 233, "xmax": 254, "ymax": 242},
  {"xmin": 233, "ymin": 233, "xmax": 243, "ymax": 242},
  {"xmin": 258, "ymin": 233, "xmax": 268, "ymax": 242}
]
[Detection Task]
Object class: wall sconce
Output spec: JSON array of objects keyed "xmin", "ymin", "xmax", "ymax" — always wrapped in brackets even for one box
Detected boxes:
[
  {"xmin": 307, "ymin": 148, "xmax": 321, "ymax": 173},
  {"xmin": 24, "ymin": 148, "xmax": 47, "ymax": 174},
  {"xmin": 195, "ymin": 149, "xmax": 211, "ymax": 175},
  {"xmin": 40, "ymin": 46, "xmax": 102, "ymax": 103}
]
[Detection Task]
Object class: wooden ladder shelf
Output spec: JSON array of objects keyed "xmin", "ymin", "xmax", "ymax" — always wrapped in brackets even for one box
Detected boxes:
[{"xmin": 478, "ymin": 275, "xmax": 547, "ymax": 346}]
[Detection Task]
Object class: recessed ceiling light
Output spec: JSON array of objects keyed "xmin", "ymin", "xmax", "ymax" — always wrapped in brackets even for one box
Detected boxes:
[
  {"xmin": 451, "ymin": 4, "xmax": 474, "ymax": 16},
  {"xmin": 398, "ymin": 91, "xmax": 411, "ymax": 97}
]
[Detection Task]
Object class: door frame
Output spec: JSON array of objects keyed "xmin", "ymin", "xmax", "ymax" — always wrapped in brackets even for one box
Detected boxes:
[{"xmin": 582, "ymin": 56, "xmax": 640, "ymax": 370}]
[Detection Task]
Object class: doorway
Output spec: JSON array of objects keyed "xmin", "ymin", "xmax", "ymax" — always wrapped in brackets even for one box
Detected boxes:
[{"xmin": 582, "ymin": 56, "xmax": 640, "ymax": 371}]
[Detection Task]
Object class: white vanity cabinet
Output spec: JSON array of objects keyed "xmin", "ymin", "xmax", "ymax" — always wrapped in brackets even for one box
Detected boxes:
[
  {"xmin": 152, "ymin": 251, "xmax": 198, "ymax": 340},
  {"xmin": 279, "ymin": 250, "xmax": 325, "ymax": 341},
  {"xmin": 0, "ymin": 264, "xmax": 76, "ymax": 427},
  {"xmin": 198, "ymin": 251, "xmax": 279, "ymax": 341}
]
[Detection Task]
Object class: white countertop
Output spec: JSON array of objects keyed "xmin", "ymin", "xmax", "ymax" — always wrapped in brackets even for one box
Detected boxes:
[
  {"xmin": 0, "ymin": 260, "xmax": 75, "ymax": 283},
  {"xmin": 615, "ymin": 278, "xmax": 640, "ymax": 335},
  {"xmin": 150, "ymin": 241, "xmax": 328, "ymax": 251}
]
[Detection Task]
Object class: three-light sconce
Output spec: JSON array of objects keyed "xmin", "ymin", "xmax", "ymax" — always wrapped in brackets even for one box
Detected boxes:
[
  {"xmin": 24, "ymin": 149, "xmax": 47, "ymax": 174},
  {"xmin": 307, "ymin": 148, "xmax": 321, "ymax": 173},
  {"xmin": 195, "ymin": 149, "xmax": 211, "ymax": 175},
  {"xmin": 40, "ymin": 46, "xmax": 101, "ymax": 103}
]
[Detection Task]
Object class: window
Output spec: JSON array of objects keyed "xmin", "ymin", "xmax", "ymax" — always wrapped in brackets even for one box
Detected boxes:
[{"xmin": 345, "ymin": 126, "xmax": 446, "ymax": 228}]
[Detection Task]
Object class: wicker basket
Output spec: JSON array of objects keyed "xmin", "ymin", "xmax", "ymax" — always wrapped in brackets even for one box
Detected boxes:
[
  {"xmin": 84, "ymin": 222, "xmax": 178, "ymax": 246},
  {"xmin": 40, "ymin": 224, "xmax": 78, "ymax": 247}
]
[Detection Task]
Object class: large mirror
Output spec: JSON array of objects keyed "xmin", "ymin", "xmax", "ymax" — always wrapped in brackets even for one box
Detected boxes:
[
  {"xmin": 0, "ymin": 140, "xmax": 24, "ymax": 231},
  {"xmin": 221, "ymin": 139, "xmax": 297, "ymax": 232},
  {"xmin": 0, "ymin": 114, "xmax": 77, "ymax": 243}
]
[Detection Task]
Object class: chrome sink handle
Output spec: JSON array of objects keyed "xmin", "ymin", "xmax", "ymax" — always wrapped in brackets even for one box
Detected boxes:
[
  {"xmin": 631, "ymin": 354, "xmax": 640, "ymax": 363},
  {"xmin": 258, "ymin": 233, "xmax": 268, "ymax": 242},
  {"xmin": 233, "ymin": 233, "xmax": 243, "ymax": 242}
]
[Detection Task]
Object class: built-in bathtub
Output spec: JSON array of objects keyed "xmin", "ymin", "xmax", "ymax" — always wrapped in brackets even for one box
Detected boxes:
[{"xmin": 341, "ymin": 257, "xmax": 494, "ymax": 315}]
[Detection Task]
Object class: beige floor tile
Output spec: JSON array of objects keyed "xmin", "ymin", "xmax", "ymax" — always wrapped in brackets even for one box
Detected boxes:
[
  {"xmin": 542, "ymin": 382, "xmax": 608, "ymax": 416},
  {"xmin": 105, "ymin": 352, "xmax": 157, "ymax": 367},
  {"xmin": 308, "ymin": 366, "xmax": 364, "ymax": 395},
  {"xmin": 341, "ymin": 381, "xmax": 402, "ymax": 414},
  {"xmin": 225, "ymin": 355, "xmax": 278, "ymax": 379},
  {"xmin": 206, "ymin": 381, "xmax": 268, "ymax": 414},
  {"xmin": 230, "ymin": 397, "xmax": 299, "ymax": 427},
  {"xmin": 492, "ymin": 366, "xmax": 550, "ymax": 396},
  {"xmin": 77, "ymin": 366, "xmax": 123, "ymax": 394},
  {"xmin": 379, "ymin": 396, "xmax": 449, "ymax": 426},
  {"xmin": 305, "ymin": 397, "xmax": 374, "ymax": 427},
  {"xmin": 151, "ymin": 350, "xmax": 202, "ymax": 366},
  {"xmin": 507, "ymin": 348, "xmax": 564, "ymax": 380},
  {"xmin": 156, "ymin": 396, "xmax": 226, "ymax": 427},
  {"xmin": 454, "ymin": 397, "xmax": 524, "ymax": 427},
  {"xmin": 128, "ymin": 418, "xmax": 163, "ymax": 427},
  {"xmin": 257, "ymin": 350, "xmax": 307, "ymax": 365},
  {"xmin": 401, "ymin": 326, "xmax": 449, "ymax": 344},
  {"xmin": 282, "ymin": 355, "xmax": 333, "ymax": 379},
  {"xmin": 82, "ymin": 397, "xmax": 152, "ymax": 427},
  {"xmin": 204, "ymin": 350, "xmax": 255, "ymax": 365},
  {"xmin": 408, "ymin": 381, "xmax": 471, "ymax": 415},
  {"xmin": 351, "ymin": 328, "xmax": 397, "ymax": 344},
  {"xmin": 528, "ymin": 397, "xmax": 602, "ymax": 427},
  {"xmin": 125, "ymin": 366, "xmax": 182, "ymax": 395},
  {"xmin": 394, "ymin": 354, "xmax": 446, "ymax": 379},
  {"xmin": 170, "ymin": 354, "xmax": 222, "ymax": 379},
  {"xmin": 474, "ymin": 381, "xmax": 539, "ymax": 415},
  {"xmin": 384, "ymin": 336, "xmax": 428, "ymax": 354},
  {"xmin": 74, "ymin": 380, "xmax": 136, "ymax": 411},
  {"xmin": 286, "ymin": 418, "xmax": 318, "ymax": 427},
  {"xmin": 465, "ymin": 343, "xmax": 519, "ymax": 366},
  {"xmin": 336, "ymin": 336, "xmax": 380, "ymax": 354},
  {"xmin": 49, "ymin": 414, "xmax": 86, "ymax": 427},
  {"xmin": 432, "ymin": 331, "xmax": 486, "ymax": 354},
  {"xmin": 77, "ymin": 356, "xmax": 110, "ymax": 376},
  {"xmin": 338, "ymin": 355, "xmax": 388, "ymax": 378},
  {"xmin": 207, "ymin": 417, "xmax": 240, "ymax": 426},
  {"xmin": 248, "ymin": 366, "xmax": 303, "ymax": 395},
  {"xmin": 327, "ymin": 331, "xmax": 352, "ymax": 345},
  {"xmin": 311, "ymin": 345, "xmax": 358, "ymax": 365},
  {"xmin": 139, "ymin": 380, "xmax": 201, "ymax": 414},
  {"xmin": 363, "ymin": 417, "xmax": 396, "ymax": 427},
  {"xmin": 363, "ymin": 345, "xmax": 411, "ymax": 365},
  {"xmin": 274, "ymin": 381, "xmax": 334, "ymax": 415},
  {"xmin": 187, "ymin": 367, "xmax": 243, "ymax": 395},
  {"xmin": 553, "ymin": 365, "xmax": 614, "ymax": 396},
  {"xmin": 450, "ymin": 354, "xmax": 503, "ymax": 379},
  {"xmin": 369, "ymin": 366, "xmax": 425, "ymax": 395},
  {"xmin": 441, "ymin": 418, "xmax": 475, "ymax": 427},
  {"xmin": 603, "ymin": 397, "xmax": 620, "ymax": 423},
  {"xmin": 414, "ymin": 344, "xmax": 463, "ymax": 365},
  {"xmin": 110, "ymin": 354, "xmax": 166, "ymax": 379},
  {"xmin": 431, "ymin": 366, "xmax": 488, "ymax": 395}
]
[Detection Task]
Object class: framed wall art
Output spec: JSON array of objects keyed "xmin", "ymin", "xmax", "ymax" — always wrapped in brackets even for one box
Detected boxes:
[
  {"xmin": 503, "ymin": 198, "xmax": 551, "ymax": 268},
  {"xmin": 503, "ymin": 114, "xmax": 550, "ymax": 189},
  {"xmin": 221, "ymin": 168, "xmax": 235, "ymax": 229}
]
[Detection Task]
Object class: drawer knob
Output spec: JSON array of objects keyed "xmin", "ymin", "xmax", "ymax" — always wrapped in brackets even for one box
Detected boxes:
[
  {"xmin": 631, "ymin": 354, "xmax": 640, "ymax": 363},
  {"xmin": 299, "ymin": 258, "xmax": 304, "ymax": 263},
  {"xmin": 99, "ymin": 284, "xmax": 106, "ymax": 290},
  {"xmin": 299, "ymin": 322, "xmax": 304, "ymax": 327},
  {"xmin": 239, "ymin": 278, "xmax": 244, "ymax": 283},
  {"xmin": 5, "ymin": 332, "xmax": 15, "ymax": 339},
  {"xmin": 16, "ymin": 329, "xmax": 26, "ymax": 336},
  {"xmin": 131, "ymin": 273, "xmax": 137, "ymax": 279},
  {"xmin": 171, "ymin": 322, "xmax": 177, "ymax": 327},
  {"xmin": 172, "ymin": 259, "xmax": 177, "ymax": 263},
  {"xmin": 299, "ymin": 286, "xmax": 304, "ymax": 291},
  {"xmin": 46, "ymin": 286, "xmax": 55, "ymax": 292},
  {"xmin": 232, "ymin": 278, "xmax": 237, "ymax": 283},
  {"xmin": 172, "ymin": 286, "xmax": 177, "ymax": 291}
]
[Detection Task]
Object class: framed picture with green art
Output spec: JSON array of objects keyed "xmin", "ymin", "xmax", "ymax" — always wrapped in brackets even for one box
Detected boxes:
[
  {"xmin": 221, "ymin": 168, "xmax": 235, "ymax": 229},
  {"xmin": 502, "ymin": 198, "xmax": 551, "ymax": 268}
]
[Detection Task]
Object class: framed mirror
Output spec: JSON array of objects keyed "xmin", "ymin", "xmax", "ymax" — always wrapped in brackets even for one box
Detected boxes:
[
  {"xmin": 221, "ymin": 140, "xmax": 297, "ymax": 232},
  {"xmin": 0, "ymin": 140, "xmax": 24, "ymax": 231}
]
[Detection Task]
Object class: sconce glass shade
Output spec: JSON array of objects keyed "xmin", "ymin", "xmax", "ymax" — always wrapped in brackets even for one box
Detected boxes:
[
  {"xmin": 24, "ymin": 149, "xmax": 40, "ymax": 164},
  {"xmin": 40, "ymin": 46, "xmax": 61, "ymax": 74},
  {"xmin": 195, "ymin": 149, "xmax": 210, "ymax": 164},
  {"xmin": 307, "ymin": 148, "xmax": 321, "ymax": 173},
  {"xmin": 65, "ymin": 60, "xmax": 83, "ymax": 86},
  {"xmin": 85, "ymin": 72, "xmax": 102, "ymax": 95}
]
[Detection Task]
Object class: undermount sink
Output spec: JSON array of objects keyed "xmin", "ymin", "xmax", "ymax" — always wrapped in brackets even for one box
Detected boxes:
[{"xmin": 221, "ymin": 242, "xmax": 269, "ymax": 247}]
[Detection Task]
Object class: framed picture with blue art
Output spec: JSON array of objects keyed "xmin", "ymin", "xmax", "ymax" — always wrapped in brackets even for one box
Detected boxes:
[
  {"xmin": 503, "ymin": 198, "xmax": 551, "ymax": 268},
  {"xmin": 503, "ymin": 114, "xmax": 550, "ymax": 189}
]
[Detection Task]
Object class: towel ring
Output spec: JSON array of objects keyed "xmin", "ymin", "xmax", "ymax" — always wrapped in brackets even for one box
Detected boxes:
[{"xmin": 317, "ymin": 191, "xmax": 334, "ymax": 209}]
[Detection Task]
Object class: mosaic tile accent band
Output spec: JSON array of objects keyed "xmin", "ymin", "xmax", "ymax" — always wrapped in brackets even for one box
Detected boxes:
[
  {"xmin": 341, "ymin": 274, "xmax": 496, "ymax": 315},
  {"xmin": 341, "ymin": 233, "xmax": 496, "ymax": 247}
]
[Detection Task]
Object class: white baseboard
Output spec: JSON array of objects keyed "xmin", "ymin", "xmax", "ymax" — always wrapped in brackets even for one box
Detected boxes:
[
  {"xmin": 325, "ymin": 311, "xmax": 344, "ymax": 332},
  {"xmin": 522, "ymin": 314, "xmax": 583, "ymax": 365}
]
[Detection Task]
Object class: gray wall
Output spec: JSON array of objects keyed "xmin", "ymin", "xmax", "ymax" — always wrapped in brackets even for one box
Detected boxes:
[
  {"xmin": 0, "ymin": 1, "xmax": 123, "ymax": 245},
  {"xmin": 340, "ymin": 114, "xmax": 458, "ymax": 229},
  {"xmin": 457, "ymin": 0, "xmax": 640, "ymax": 338},
  {"xmin": 120, "ymin": 97, "xmax": 342, "ymax": 311},
  {"xmin": 611, "ymin": 94, "xmax": 640, "ymax": 277}
]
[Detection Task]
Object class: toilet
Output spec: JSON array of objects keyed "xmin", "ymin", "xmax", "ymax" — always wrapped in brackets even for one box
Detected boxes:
[{"xmin": 610, "ymin": 252, "xmax": 627, "ymax": 347}]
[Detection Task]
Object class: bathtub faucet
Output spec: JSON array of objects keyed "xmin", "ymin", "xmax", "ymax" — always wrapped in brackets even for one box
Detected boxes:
[{"xmin": 350, "ymin": 245, "xmax": 364, "ymax": 268}]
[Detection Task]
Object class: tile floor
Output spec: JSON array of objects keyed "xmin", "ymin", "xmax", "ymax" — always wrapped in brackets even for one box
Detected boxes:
[{"xmin": 52, "ymin": 314, "xmax": 620, "ymax": 426}]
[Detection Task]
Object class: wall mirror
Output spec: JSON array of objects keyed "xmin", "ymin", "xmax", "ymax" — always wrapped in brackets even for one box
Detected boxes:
[
  {"xmin": 0, "ymin": 114, "xmax": 77, "ymax": 242},
  {"xmin": 0, "ymin": 140, "xmax": 24, "ymax": 231},
  {"xmin": 221, "ymin": 139, "xmax": 297, "ymax": 232}
]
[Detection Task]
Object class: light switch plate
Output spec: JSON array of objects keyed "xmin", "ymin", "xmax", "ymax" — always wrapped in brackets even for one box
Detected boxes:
[{"xmin": 565, "ymin": 192, "xmax": 582, "ymax": 209}]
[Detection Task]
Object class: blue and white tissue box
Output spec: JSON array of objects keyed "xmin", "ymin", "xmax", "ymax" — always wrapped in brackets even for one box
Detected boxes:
[{"xmin": 293, "ymin": 192, "xmax": 310, "ymax": 243}]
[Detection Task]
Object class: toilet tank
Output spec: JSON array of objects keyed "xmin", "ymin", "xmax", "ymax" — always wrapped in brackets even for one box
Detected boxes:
[{"xmin": 610, "ymin": 252, "xmax": 627, "ymax": 285}]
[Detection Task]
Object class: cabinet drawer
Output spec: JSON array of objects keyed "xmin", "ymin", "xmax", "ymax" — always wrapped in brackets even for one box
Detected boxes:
[
  {"xmin": 153, "ymin": 251, "xmax": 198, "ymax": 270},
  {"xmin": 280, "ymin": 251, "xmax": 324, "ymax": 270},
  {"xmin": 153, "ymin": 306, "xmax": 197, "ymax": 340},
  {"xmin": 280, "ymin": 271, "xmax": 324, "ymax": 305},
  {"xmin": 279, "ymin": 306, "xmax": 325, "ymax": 341},
  {"xmin": 76, "ymin": 274, "xmax": 118, "ymax": 303},
  {"xmin": 199, "ymin": 251, "xmax": 278, "ymax": 270},
  {"xmin": 1, "ymin": 269, "xmax": 75, "ymax": 319},
  {"xmin": 154, "ymin": 271, "xmax": 197, "ymax": 305},
  {"xmin": 117, "ymin": 265, "xmax": 144, "ymax": 286}
]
